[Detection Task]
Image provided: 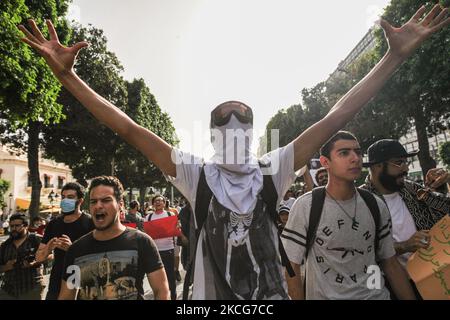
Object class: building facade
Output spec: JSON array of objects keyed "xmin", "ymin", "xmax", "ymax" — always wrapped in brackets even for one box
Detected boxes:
[
  {"xmin": 327, "ymin": 26, "xmax": 449, "ymax": 180},
  {"xmin": 0, "ymin": 145, "xmax": 74, "ymax": 218}
]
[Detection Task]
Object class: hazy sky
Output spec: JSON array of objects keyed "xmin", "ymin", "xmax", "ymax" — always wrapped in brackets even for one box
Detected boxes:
[{"xmin": 68, "ymin": 0, "xmax": 391, "ymax": 158}]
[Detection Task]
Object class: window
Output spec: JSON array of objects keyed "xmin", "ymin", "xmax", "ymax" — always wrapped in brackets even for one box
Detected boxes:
[
  {"xmin": 44, "ymin": 174, "xmax": 53, "ymax": 188},
  {"xmin": 58, "ymin": 176, "xmax": 64, "ymax": 189}
]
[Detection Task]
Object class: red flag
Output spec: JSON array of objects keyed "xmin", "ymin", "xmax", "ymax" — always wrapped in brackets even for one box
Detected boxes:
[
  {"xmin": 144, "ymin": 216, "xmax": 181, "ymax": 239},
  {"xmin": 123, "ymin": 222, "xmax": 137, "ymax": 229}
]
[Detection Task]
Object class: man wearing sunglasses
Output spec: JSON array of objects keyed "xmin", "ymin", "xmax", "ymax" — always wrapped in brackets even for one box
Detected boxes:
[
  {"xmin": 18, "ymin": 4, "xmax": 450, "ymax": 299},
  {"xmin": 0, "ymin": 214, "xmax": 44, "ymax": 299},
  {"xmin": 361, "ymin": 139, "xmax": 449, "ymax": 298}
]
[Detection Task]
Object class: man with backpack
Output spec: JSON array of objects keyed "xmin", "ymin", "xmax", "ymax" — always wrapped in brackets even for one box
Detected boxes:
[
  {"xmin": 281, "ymin": 131, "xmax": 415, "ymax": 299},
  {"xmin": 19, "ymin": 5, "xmax": 449, "ymax": 299}
]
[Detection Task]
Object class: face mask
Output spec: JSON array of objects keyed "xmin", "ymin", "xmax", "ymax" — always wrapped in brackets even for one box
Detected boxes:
[
  {"xmin": 210, "ymin": 114, "xmax": 255, "ymax": 172},
  {"xmin": 60, "ymin": 198, "xmax": 77, "ymax": 215}
]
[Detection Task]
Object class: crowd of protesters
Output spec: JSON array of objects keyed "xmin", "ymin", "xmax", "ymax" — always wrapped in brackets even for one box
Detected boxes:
[{"xmin": 1, "ymin": 4, "xmax": 449, "ymax": 300}]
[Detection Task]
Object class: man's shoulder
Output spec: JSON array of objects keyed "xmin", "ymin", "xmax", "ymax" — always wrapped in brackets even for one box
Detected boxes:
[
  {"xmin": 26, "ymin": 232, "xmax": 43, "ymax": 247},
  {"xmin": 47, "ymin": 215, "xmax": 63, "ymax": 226},
  {"xmin": 123, "ymin": 227, "xmax": 150, "ymax": 240},
  {"xmin": 71, "ymin": 230, "xmax": 94, "ymax": 248},
  {"xmin": 122, "ymin": 228, "xmax": 155, "ymax": 248},
  {"xmin": 80, "ymin": 211, "xmax": 92, "ymax": 219},
  {"xmin": 28, "ymin": 232, "xmax": 43, "ymax": 240},
  {"xmin": 290, "ymin": 192, "xmax": 313, "ymax": 213}
]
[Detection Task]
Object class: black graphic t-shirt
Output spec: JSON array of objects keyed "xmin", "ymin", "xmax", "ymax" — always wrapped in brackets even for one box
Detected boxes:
[
  {"xmin": 62, "ymin": 228, "xmax": 163, "ymax": 300},
  {"xmin": 41, "ymin": 212, "xmax": 94, "ymax": 298}
]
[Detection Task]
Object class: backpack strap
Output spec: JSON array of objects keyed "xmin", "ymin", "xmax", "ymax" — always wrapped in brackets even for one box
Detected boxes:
[
  {"xmin": 259, "ymin": 170, "xmax": 296, "ymax": 278},
  {"xmin": 183, "ymin": 165, "xmax": 212, "ymax": 299},
  {"xmin": 306, "ymin": 187, "xmax": 381, "ymax": 259},
  {"xmin": 194, "ymin": 165, "xmax": 213, "ymax": 236},
  {"xmin": 356, "ymin": 188, "xmax": 381, "ymax": 258},
  {"xmin": 305, "ymin": 186, "xmax": 326, "ymax": 260},
  {"xmin": 302, "ymin": 186, "xmax": 327, "ymax": 297}
]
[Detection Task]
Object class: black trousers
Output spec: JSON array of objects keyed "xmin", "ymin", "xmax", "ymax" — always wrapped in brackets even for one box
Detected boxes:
[{"xmin": 159, "ymin": 249, "xmax": 176, "ymax": 300}]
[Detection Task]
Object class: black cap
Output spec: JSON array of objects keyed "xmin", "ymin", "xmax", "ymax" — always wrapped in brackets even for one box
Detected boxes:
[{"xmin": 363, "ymin": 139, "xmax": 419, "ymax": 167}]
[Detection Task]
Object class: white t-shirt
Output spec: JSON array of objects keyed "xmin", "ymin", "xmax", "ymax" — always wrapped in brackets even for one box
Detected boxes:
[
  {"xmin": 282, "ymin": 192, "xmax": 395, "ymax": 300},
  {"xmin": 167, "ymin": 142, "xmax": 299, "ymax": 227},
  {"xmin": 166, "ymin": 142, "xmax": 299, "ymax": 299},
  {"xmin": 279, "ymin": 197, "xmax": 296, "ymax": 209},
  {"xmin": 382, "ymin": 192, "xmax": 417, "ymax": 267},
  {"xmin": 144, "ymin": 211, "xmax": 175, "ymax": 252}
]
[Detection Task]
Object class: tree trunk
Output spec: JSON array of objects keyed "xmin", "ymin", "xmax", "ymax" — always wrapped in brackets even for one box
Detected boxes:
[
  {"xmin": 413, "ymin": 113, "xmax": 436, "ymax": 178},
  {"xmin": 28, "ymin": 121, "xmax": 42, "ymax": 220},
  {"xmin": 139, "ymin": 186, "xmax": 146, "ymax": 207},
  {"xmin": 111, "ymin": 156, "xmax": 115, "ymax": 176},
  {"xmin": 129, "ymin": 187, "xmax": 133, "ymax": 204}
]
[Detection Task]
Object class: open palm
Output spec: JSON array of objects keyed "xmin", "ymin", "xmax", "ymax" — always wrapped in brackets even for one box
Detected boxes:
[
  {"xmin": 380, "ymin": 5, "xmax": 449, "ymax": 59},
  {"xmin": 19, "ymin": 19, "xmax": 88, "ymax": 76}
]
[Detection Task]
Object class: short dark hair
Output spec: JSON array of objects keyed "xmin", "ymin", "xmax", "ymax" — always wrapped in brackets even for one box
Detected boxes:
[
  {"xmin": 320, "ymin": 131, "xmax": 357, "ymax": 158},
  {"xmin": 9, "ymin": 213, "xmax": 29, "ymax": 226},
  {"xmin": 152, "ymin": 195, "xmax": 165, "ymax": 205},
  {"xmin": 129, "ymin": 200, "xmax": 140, "ymax": 210},
  {"xmin": 89, "ymin": 176, "xmax": 124, "ymax": 202},
  {"xmin": 31, "ymin": 216, "xmax": 42, "ymax": 222},
  {"xmin": 61, "ymin": 182, "xmax": 85, "ymax": 199},
  {"xmin": 315, "ymin": 167, "xmax": 327, "ymax": 180}
]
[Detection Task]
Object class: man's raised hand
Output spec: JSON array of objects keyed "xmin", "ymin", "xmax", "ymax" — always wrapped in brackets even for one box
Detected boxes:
[
  {"xmin": 18, "ymin": 19, "xmax": 88, "ymax": 77},
  {"xmin": 379, "ymin": 4, "xmax": 449, "ymax": 60}
]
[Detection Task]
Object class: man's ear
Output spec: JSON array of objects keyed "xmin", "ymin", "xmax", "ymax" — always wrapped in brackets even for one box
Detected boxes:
[
  {"xmin": 370, "ymin": 163, "xmax": 383, "ymax": 176},
  {"xmin": 320, "ymin": 155, "xmax": 330, "ymax": 169}
]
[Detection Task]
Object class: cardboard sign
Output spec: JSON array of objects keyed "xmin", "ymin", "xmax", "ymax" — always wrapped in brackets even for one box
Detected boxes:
[
  {"xmin": 143, "ymin": 215, "xmax": 181, "ymax": 239},
  {"xmin": 407, "ymin": 215, "xmax": 450, "ymax": 300}
]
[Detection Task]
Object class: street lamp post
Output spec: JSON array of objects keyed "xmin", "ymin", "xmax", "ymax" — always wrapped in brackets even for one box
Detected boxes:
[
  {"xmin": 8, "ymin": 193, "xmax": 13, "ymax": 216},
  {"xmin": 48, "ymin": 190, "xmax": 55, "ymax": 218}
]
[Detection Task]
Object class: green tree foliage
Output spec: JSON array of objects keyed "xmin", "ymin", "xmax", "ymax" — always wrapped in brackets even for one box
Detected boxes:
[
  {"xmin": 42, "ymin": 23, "xmax": 128, "ymax": 185},
  {"xmin": 263, "ymin": 0, "xmax": 449, "ymax": 175},
  {"xmin": 372, "ymin": 0, "xmax": 450, "ymax": 175},
  {"xmin": 115, "ymin": 78, "xmax": 178, "ymax": 205},
  {"xmin": 43, "ymin": 25, "xmax": 178, "ymax": 201},
  {"xmin": 334, "ymin": 51, "xmax": 410, "ymax": 150},
  {"xmin": 0, "ymin": 179, "xmax": 11, "ymax": 210},
  {"xmin": 439, "ymin": 141, "xmax": 450, "ymax": 169},
  {"xmin": 263, "ymin": 84, "xmax": 329, "ymax": 153},
  {"xmin": 0, "ymin": 0, "xmax": 71, "ymax": 218}
]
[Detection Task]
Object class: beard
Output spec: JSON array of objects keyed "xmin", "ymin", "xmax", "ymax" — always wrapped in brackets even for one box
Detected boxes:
[
  {"xmin": 10, "ymin": 231, "xmax": 25, "ymax": 240},
  {"xmin": 379, "ymin": 163, "xmax": 407, "ymax": 192}
]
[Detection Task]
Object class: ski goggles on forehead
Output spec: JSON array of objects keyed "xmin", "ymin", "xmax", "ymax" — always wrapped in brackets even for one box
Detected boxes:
[{"xmin": 210, "ymin": 101, "xmax": 253, "ymax": 127}]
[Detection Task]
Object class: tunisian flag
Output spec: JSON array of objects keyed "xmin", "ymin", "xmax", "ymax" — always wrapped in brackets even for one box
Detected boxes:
[{"xmin": 143, "ymin": 216, "xmax": 182, "ymax": 239}]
